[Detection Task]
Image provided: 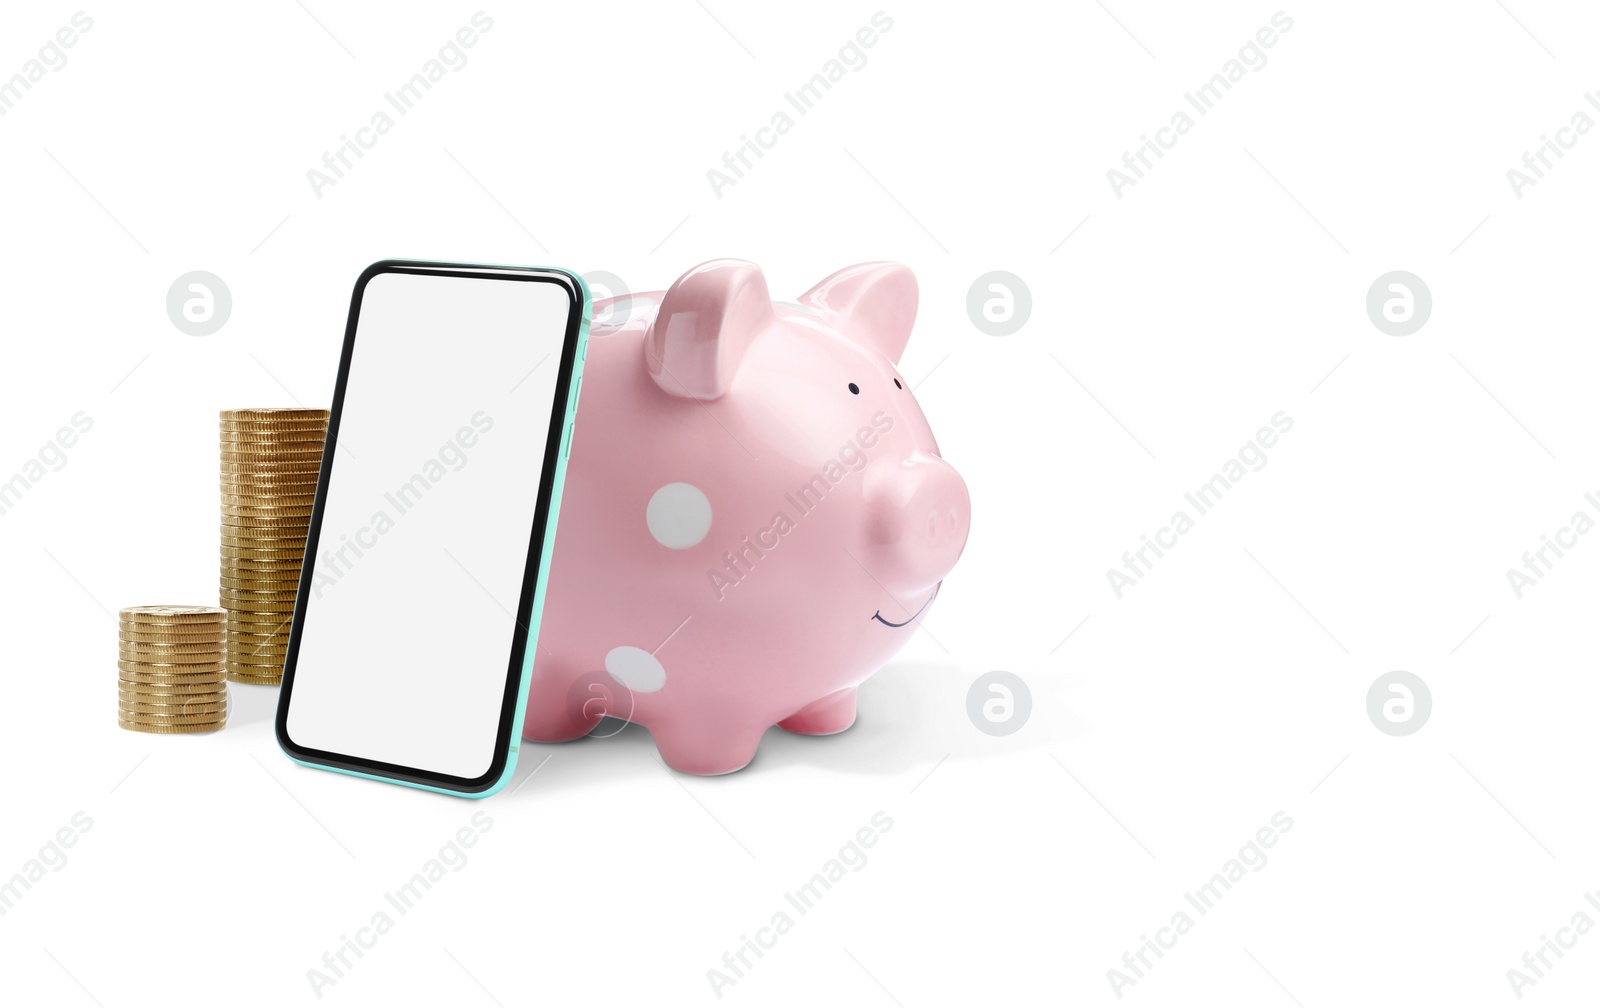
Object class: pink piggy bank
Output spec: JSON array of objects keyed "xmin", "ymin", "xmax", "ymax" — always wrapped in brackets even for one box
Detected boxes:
[{"xmin": 522, "ymin": 259, "xmax": 970, "ymax": 774}]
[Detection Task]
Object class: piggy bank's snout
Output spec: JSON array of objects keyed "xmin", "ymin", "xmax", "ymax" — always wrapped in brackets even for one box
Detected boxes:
[{"xmin": 863, "ymin": 455, "xmax": 970, "ymax": 597}]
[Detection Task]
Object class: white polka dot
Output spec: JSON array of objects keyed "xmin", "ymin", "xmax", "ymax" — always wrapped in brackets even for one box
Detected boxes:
[
  {"xmin": 605, "ymin": 646, "xmax": 666, "ymax": 693},
  {"xmin": 646, "ymin": 482, "xmax": 712, "ymax": 549}
]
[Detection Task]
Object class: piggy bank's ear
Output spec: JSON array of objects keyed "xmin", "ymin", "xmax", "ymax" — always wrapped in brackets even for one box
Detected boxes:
[
  {"xmin": 646, "ymin": 259, "xmax": 773, "ymax": 399},
  {"xmin": 798, "ymin": 262, "xmax": 917, "ymax": 364}
]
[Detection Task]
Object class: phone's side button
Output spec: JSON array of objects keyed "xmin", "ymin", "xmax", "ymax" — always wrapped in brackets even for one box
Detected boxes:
[{"xmin": 561, "ymin": 422, "xmax": 575, "ymax": 458}]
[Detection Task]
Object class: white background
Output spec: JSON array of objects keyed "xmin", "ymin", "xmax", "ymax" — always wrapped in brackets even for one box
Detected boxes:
[{"xmin": 0, "ymin": 2, "xmax": 1596, "ymax": 1006}]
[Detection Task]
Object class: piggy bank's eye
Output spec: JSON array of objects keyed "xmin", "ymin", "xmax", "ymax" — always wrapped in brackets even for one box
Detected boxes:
[
  {"xmin": 894, "ymin": 378, "xmax": 903, "ymax": 389},
  {"xmin": 848, "ymin": 382, "xmax": 860, "ymax": 395}
]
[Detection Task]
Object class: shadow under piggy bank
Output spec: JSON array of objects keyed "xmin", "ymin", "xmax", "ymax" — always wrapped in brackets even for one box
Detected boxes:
[{"xmin": 509, "ymin": 660, "xmax": 1081, "ymax": 796}]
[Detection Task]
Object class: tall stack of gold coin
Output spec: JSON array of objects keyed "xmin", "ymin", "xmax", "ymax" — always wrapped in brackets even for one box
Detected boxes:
[
  {"xmin": 118, "ymin": 606, "xmax": 228, "ymax": 733},
  {"xmin": 220, "ymin": 407, "xmax": 329, "ymax": 685}
]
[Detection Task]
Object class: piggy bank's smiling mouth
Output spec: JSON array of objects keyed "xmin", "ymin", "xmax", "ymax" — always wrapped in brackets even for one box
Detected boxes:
[{"xmin": 871, "ymin": 586, "xmax": 937, "ymax": 627}]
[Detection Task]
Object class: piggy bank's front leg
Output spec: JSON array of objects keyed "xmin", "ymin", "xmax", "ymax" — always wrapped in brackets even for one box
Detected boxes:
[{"xmin": 777, "ymin": 687, "xmax": 858, "ymax": 736}]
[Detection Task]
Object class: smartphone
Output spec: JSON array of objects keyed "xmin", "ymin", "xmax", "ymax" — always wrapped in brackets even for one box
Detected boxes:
[{"xmin": 275, "ymin": 260, "xmax": 589, "ymax": 797}]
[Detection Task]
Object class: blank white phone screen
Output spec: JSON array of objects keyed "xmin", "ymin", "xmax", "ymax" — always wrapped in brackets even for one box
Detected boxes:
[{"xmin": 285, "ymin": 269, "xmax": 572, "ymax": 781}]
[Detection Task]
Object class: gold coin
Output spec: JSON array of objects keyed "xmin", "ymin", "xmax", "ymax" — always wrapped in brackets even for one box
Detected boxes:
[
  {"xmin": 117, "ymin": 637, "xmax": 225, "ymax": 653},
  {"xmin": 219, "ymin": 594, "xmax": 298, "ymax": 609},
  {"xmin": 226, "ymin": 670, "xmax": 284, "ymax": 683},
  {"xmin": 219, "ymin": 585, "xmax": 299, "ymax": 600},
  {"xmin": 118, "ymin": 618, "xmax": 225, "ymax": 633},
  {"xmin": 117, "ymin": 657, "xmax": 226, "ymax": 671},
  {"xmin": 218, "ymin": 419, "xmax": 329, "ymax": 432},
  {"xmin": 227, "ymin": 639, "xmax": 290, "ymax": 653},
  {"xmin": 118, "ymin": 718, "xmax": 226, "ymax": 734},
  {"xmin": 219, "ymin": 459, "xmax": 325, "ymax": 474},
  {"xmin": 218, "ymin": 526, "xmax": 314, "ymax": 539},
  {"xmin": 223, "ymin": 622, "xmax": 295, "ymax": 636},
  {"xmin": 226, "ymin": 654, "xmax": 286, "ymax": 669},
  {"xmin": 220, "ymin": 453, "xmax": 324, "ymax": 468},
  {"xmin": 218, "ymin": 558, "xmax": 303, "ymax": 573},
  {"xmin": 118, "ymin": 670, "xmax": 227, "ymax": 686},
  {"xmin": 221, "ymin": 556, "xmax": 303, "ymax": 570},
  {"xmin": 226, "ymin": 653, "xmax": 288, "ymax": 667},
  {"xmin": 225, "ymin": 621, "xmax": 294, "ymax": 637},
  {"xmin": 220, "ymin": 510, "xmax": 313, "ymax": 526},
  {"xmin": 220, "ymin": 532, "xmax": 309, "ymax": 546},
  {"xmin": 225, "ymin": 622, "xmax": 292, "ymax": 635},
  {"xmin": 223, "ymin": 603, "xmax": 296, "ymax": 619},
  {"xmin": 220, "ymin": 478, "xmax": 322, "ymax": 492},
  {"xmin": 219, "ymin": 579, "xmax": 301, "ymax": 593},
  {"xmin": 119, "ymin": 688, "xmax": 225, "ymax": 703},
  {"xmin": 220, "ymin": 493, "xmax": 317, "ymax": 508},
  {"xmin": 118, "ymin": 704, "xmax": 228, "ymax": 720},
  {"xmin": 219, "ymin": 591, "xmax": 299, "ymax": 605},
  {"xmin": 220, "ymin": 600, "xmax": 298, "ymax": 613},
  {"xmin": 117, "ymin": 659, "xmax": 228, "ymax": 675},
  {"xmin": 119, "ymin": 671, "xmax": 227, "ymax": 686},
  {"xmin": 220, "ymin": 523, "xmax": 312, "ymax": 537},
  {"xmin": 118, "ymin": 629, "xmax": 224, "ymax": 644},
  {"xmin": 119, "ymin": 678, "xmax": 227, "ymax": 695},
  {"xmin": 219, "ymin": 467, "xmax": 321, "ymax": 478},
  {"xmin": 227, "ymin": 674, "xmax": 282, "ymax": 686},
  {"xmin": 220, "ymin": 543, "xmax": 308, "ymax": 558},
  {"xmin": 117, "ymin": 651, "xmax": 226, "ymax": 664},
  {"xmin": 119, "ymin": 605, "xmax": 226, "ymax": 623},
  {"xmin": 119, "ymin": 708, "xmax": 228, "ymax": 723},
  {"xmin": 230, "ymin": 652, "xmax": 289, "ymax": 668},
  {"xmin": 226, "ymin": 641, "xmax": 290, "ymax": 655},
  {"xmin": 219, "ymin": 408, "xmax": 329, "ymax": 422},
  {"xmin": 218, "ymin": 575, "xmax": 300, "ymax": 591},
  {"xmin": 219, "ymin": 507, "xmax": 314, "ymax": 520},
  {"xmin": 220, "ymin": 523, "xmax": 311, "ymax": 536},
  {"xmin": 218, "ymin": 431, "xmax": 328, "ymax": 444},
  {"xmin": 221, "ymin": 542, "xmax": 307, "ymax": 556},
  {"xmin": 227, "ymin": 629, "xmax": 291, "ymax": 644}
]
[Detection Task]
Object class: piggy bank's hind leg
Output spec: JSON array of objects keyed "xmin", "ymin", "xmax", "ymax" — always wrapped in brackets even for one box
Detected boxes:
[
  {"xmin": 777, "ymin": 687, "xmax": 858, "ymax": 736},
  {"xmin": 521, "ymin": 661, "xmax": 608, "ymax": 743},
  {"xmin": 650, "ymin": 718, "xmax": 768, "ymax": 776}
]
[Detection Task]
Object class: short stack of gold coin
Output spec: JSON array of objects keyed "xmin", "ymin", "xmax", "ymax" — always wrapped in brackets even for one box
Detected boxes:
[
  {"xmin": 220, "ymin": 407, "xmax": 329, "ymax": 685},
  {"xmin": 118, "ymin": 606, "xmax": 228, "ymax": 733}
]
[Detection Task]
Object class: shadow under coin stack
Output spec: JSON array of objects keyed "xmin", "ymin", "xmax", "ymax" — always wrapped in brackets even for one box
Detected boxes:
[
  {"xmin": 118, "ymin": 606, "xmax": 228, "ymax": 733},
  {"xmin": 220, "ymin": 407, "xmax": 329, "ymax": 685}
]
